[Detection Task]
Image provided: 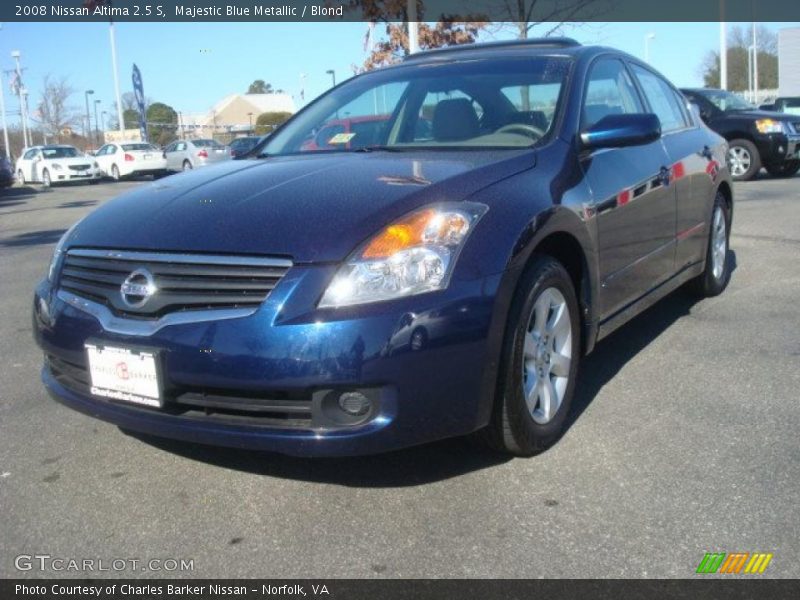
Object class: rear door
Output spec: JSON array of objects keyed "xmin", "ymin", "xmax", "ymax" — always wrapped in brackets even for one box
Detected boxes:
[
  {"xmin": 629, "ymin": 63, "xmax": 716, "ymax": 272},
  {"xmin": 579, "ymin": 57, "xmax": 676, "ymax": 318}
]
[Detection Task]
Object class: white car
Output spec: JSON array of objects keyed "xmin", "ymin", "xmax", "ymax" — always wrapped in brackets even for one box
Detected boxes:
[
  {"xmin": 15, "ymin": 145, "xmax": 103, "ymax": 187},
  {"xmin": 94, "ymin": 141, "xmax": 169, "ymax": 180}
]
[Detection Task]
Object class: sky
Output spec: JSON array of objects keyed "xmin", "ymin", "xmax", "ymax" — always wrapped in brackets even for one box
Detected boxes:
[{"xmin": 1, "ymin": 20, "xmax": 798, "ymax": 128}]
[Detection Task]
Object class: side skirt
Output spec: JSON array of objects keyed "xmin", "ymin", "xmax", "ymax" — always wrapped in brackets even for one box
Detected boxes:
[{"xmin": 594, "ymin": 260, "xmax": 705, "ymax": 344}]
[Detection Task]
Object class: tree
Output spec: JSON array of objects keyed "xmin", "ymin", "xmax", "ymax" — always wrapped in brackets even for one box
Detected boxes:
[
  {"xmin": 246, "ymin": 80, "xmax": 284, "ymax": 94},
  {"xmin": 145, "ymin": 102, "xmax": 178, "ymax": 146},
  {"xmin": 492, "ymin": 0, "xmax": 611, "ymax": 39},
  {"xmin": 37, "ymin": 75, "xmax": 80, "ymax": 142},
  {"xmin": 700, "ymin": 25, "xmax": 778, "ymax": 91},
  {"xmin": 349, "ymin": 1, "xmax": 487, "ymax": 71},
  {"xmin": 255, "ymin": 111, "xmax": 293, "ymax": 135}
]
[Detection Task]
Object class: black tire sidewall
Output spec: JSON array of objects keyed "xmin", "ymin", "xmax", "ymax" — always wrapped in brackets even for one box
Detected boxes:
[
  {"xmin": 497, "ymin": 256, "xmax": 581, "ymax": 455},
  {"xmin": 765, "ymin": 160, "xmax": 800, "ymax": 178},
  {"xmin": 42, "ymin": 169, "xmax": 51, "ymax": 188},
  {"xmin": 699, "ymin": 193, "xmax": 732, "ymax": 296}
]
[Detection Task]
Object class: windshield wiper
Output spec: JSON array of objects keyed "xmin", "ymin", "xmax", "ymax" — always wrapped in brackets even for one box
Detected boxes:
[{"xmin": 350, "ymin": 145, "xmax": 405, "ymax": 153}]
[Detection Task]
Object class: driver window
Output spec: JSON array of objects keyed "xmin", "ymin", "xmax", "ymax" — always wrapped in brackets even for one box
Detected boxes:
[{"xmin": 583, "ymin": 58, "xmax": 644, "ymax": 129}]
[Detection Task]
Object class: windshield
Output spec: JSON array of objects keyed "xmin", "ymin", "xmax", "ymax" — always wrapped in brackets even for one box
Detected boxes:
[
  {"xmin": 122, "ymin": 143, "xmax": 158, "ymax": 151},
  {"xmin": 261, "ymin": 56, "xmax": 571, "ymax": 156},
  {"xmin": 697, "ymin": 90, "xmax": 756, "ymax": 112},
  {"xmin": 42, "ymin": 146, "xmax": 81, "ymax": 159}
]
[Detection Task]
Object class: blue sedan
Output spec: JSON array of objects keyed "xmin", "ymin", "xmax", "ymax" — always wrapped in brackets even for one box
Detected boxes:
[{"xmin": 34, "ymin": 39, "xmax": 733, "ymax": 456}]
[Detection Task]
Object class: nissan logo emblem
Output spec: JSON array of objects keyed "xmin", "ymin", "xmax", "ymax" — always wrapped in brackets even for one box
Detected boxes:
[{"xmin": 120, "ymin": 268, "xmax": 157, "ymax": 309}]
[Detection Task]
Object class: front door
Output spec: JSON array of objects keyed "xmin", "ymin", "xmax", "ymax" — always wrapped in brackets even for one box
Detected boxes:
[{"xmin": 579, "ymin": 58, "xmax": 676, "ymax": 319}]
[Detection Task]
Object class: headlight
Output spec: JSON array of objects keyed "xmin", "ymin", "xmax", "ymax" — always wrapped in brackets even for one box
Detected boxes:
[
  {"xmin": 48, "ymin": 221, "xmax": 81, "ymax": 282},
  {"xmin": 755, "ymin": 119, "xmax": 785, "ymax": 134},
  {"xmin": 319, "ymin": 203, "xmax": 487, "ymax": 308},
  {"xmin": 51, "ymin": 163, "xmax": 63, "ymax": 170}
]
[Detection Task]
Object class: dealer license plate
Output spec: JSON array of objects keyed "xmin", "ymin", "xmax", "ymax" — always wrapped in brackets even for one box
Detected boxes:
[{"xmin": 85, "ymin": 343, "xmax": 161, "ymax": 407}]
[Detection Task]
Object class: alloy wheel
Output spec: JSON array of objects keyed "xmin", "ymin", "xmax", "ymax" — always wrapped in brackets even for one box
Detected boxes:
[
  {"xmin": 522, "ymin": 287, "xmax": 573, "ymax": 425},
  {"xmin": 711, "ymin": 205, "xmax": 727, "ymax": 280},
  {"xmin": 727, "ymin": 146, "xmax": 751, "ymax": 178}
]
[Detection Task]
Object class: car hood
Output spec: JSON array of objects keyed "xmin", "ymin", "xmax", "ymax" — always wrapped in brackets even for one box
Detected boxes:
[
  {"xmin": 67, "ymin": 150, "xmax": 534, "ymax": 263},
  {"xmin": 726, "ymin": 109, "xmax": 798, "ymax": 122},
  {"xmin": 48, "ymin": 156, "xmax": 95, "ymax": 165}
]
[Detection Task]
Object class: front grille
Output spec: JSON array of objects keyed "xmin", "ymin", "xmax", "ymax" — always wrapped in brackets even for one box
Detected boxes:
[
  {"xmin": 68, "ymin": 164, "xmax": 91, "ymax": 171},
  {"xmin": 59, "ymin": 249, "xmax": 291, "ymax": 319}
]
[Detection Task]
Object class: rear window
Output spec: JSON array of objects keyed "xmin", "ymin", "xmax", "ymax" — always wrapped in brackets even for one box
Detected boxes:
[
  {"xmin": 192, "ymin": 139, "xmax": 222, "ymax": 148},
  {"xmin": 121, "ymin": 144, "xmax": 158, "ymax": 151}
]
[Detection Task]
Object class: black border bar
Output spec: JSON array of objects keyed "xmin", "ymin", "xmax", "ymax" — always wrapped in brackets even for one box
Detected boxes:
[
  {"xmin": 5, "ymin": 0, "xmax": 800, "ymax": 22},
  {"xmin": 3, "ymin": 579, "xmax": 800, "ymax": 600}
]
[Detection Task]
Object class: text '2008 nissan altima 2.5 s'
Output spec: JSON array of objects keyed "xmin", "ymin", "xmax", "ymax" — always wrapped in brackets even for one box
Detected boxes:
[{"xmin": 33, "ymin": 39, "xmax": 733, "ymax": 457}]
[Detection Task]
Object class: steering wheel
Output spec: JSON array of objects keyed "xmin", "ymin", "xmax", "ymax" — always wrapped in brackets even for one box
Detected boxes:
[{"xmin": 495, "ymin": 123, "xmax": 545, "ymax": 139}]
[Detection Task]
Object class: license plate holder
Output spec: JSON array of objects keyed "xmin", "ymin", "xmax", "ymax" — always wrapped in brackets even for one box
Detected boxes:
[{"xmin": 85, "ymin": 342, "xmax": 163, "ymax": 408}]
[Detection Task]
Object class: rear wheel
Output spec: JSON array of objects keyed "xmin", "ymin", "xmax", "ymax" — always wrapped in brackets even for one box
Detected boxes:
[
  {"xmin": 111, "ymin": 164, "xmax": 121, "ymax": 181},
  {"xmin": 690, "ymin": 192, "xmax": 731, "ymax": 297},
  {"xmin": 41, "ymin": 169, "xmax": 51, "ymax": 188},
  {"xmin": 765, "ymin": 160, "xmax": 800, "ymax": 178},
  {"xmin": 481, "ymin": 256, "xmax": 581, "ymax": 456},
  {"xmin": 726, "ymin": 139, "xmax": 761, "ymax": 181},
  {"xmin": 182, "ymin": 160, "xmax": 193, "ymax": 171},
  {"xmin": 17, "ymin": 170, "xmax": 25, "ymax": 185}
]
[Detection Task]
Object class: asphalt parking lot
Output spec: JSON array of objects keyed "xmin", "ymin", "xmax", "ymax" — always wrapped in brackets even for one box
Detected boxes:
[{"xmin": 0, "ymin": 173, "xmax": 798, "ymax": 579}]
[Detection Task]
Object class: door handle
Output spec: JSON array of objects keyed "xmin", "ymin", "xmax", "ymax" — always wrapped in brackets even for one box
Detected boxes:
[{"xmin": 658, "ymin": 166, "xmax": 671, "ymax": 187}]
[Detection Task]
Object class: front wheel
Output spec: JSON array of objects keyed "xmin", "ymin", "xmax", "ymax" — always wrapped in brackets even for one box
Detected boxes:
[
  {"xmin": 765, "ymin": 160, "xmax": 800, "ymax": 178},
  {"xmin": 690, "ymin": 192, "xmax": 731, "ymax": 297},
  {"xmin": 41, "ymin": 169, "xmax": 51, "ymax": 188},
  {"xmin": 481, "ymin": 256, "xmax": 581, "ymax": 456},
  {"xmin": 727, "ymin": 139, "xmax": 761, "ymax": 181}
]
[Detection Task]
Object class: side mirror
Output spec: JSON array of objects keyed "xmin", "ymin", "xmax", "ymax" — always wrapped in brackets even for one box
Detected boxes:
[{"xmin": 580, "ymin": 113, "xmax": 661, "ymax": 150}]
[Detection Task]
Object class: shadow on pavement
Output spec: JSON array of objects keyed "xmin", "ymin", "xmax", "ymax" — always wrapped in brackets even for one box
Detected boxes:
[
  {"xmin": 125, "ymin": 431, "xmax": 512, "ymax": 488},
  {"xmin": 126, "ymin": 251, "xmax": 739, "ymax": 485},
  {"xmin": 0, "ymin": 186, "xmax": 39, "ymax": 202},
  {"xmin": 59, "ymin": 200, "xmax": 98, "ymax": 209},
  {"xmin": 0, "ymin": 228, "xmax": 67, "ymax": 248}
]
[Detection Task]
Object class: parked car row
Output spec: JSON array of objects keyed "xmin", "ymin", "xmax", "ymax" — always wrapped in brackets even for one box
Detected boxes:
[{"xmin": 10, "ymin": 136, "xmax": 267, "ymax": 188}]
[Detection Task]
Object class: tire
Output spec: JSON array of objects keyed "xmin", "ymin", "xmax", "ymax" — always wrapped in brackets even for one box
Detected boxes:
[
  {"xmin": 765, "ymin": 160, "xmax": 800, "ymax": 178},
  {"xmin": 41, "ymin": 169, "xmax": 51, "ymax": 188},
  {"xmin": 480, "ymin": 256, "xmax": 581, "ymax": 456},
  {"xmin": 17, "ymin": 170, "xmax": 25, "ymax": 185},
  {"xmin": 182, "ymin": 160, "xmax": 193, "ymax": 171},
  {"xmin": 111, "ymin": 164, "xmax": 121, "ymax": 181},
  {"xmin": 690, "ymin": 191, "xmax": 731, "ymax": 297},
  {"xmin": 726, "ymin": 138, "xmax": 761, "ymax": 181}
]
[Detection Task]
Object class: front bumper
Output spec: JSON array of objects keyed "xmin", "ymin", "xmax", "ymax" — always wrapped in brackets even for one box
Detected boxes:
[
  {"xmin": 33, "ymin": 266, "xmax": 500, "ymax": 456},
  {"xmin": 754, "ymin": 132, "xmax": 800, "ymax": 165},
  {"xmin": 53, "ymin": 168, "xmax": 103, "ymax": 183}
]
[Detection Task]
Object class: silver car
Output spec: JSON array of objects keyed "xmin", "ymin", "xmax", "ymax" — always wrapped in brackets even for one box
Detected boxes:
[{"xmin": 163, "ymin": 138, "xmax": 230, "ymax": 172}]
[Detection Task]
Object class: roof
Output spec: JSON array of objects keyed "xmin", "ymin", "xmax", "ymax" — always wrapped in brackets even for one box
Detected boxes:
[{"xmin": 403, "ymin": 38, "xmax": 582, "ymax": 63}]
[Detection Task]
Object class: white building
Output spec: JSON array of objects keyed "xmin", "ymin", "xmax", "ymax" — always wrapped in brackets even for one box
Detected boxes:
[
  {"xmin": 778, "ymin": 27, "xmax": 800, "ymax": 96},
  {"xmin": 179, "ymin": 93, "xmax": 296, "ymax": 136}
]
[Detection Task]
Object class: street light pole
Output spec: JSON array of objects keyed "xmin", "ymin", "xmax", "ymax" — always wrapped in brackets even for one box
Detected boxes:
[
  {"xmin": 407, "ymin": 0, "xmax": 419, "ymax": 55},
  {"xmin": 84, "ymin": 89, "xmax": 94, "ymax": 144},
  {"xmin": 752, "ymin": 24, "xmax": 758, "ymax": 104},
  {"xmin": 248, "ymin": 112, "xmax": 253, "ymax": 132},
  {"xmin": 109, "ymin": 22, "xmax": 124, "ymax": 132},
  {"xmin": 326, "ymin": 69, "xmax": 336, "ymax": 87},
  {"xmin": 0, "ymin": 70, "xmax": 9, "ymax": 158},
  {"xmin": 11, "ymin": 50, "xmax": 29, "ymax": 149},
  {"xmin": 94, "ymin": 99, "xmax": 101, "ymax": 146},
  {"xmin": 644, "ymin": 33, "xmax": 656, "ymax": 63},
  {"xmin": 719, "ymin": 0, "xmax": 727, "ymax": 90}
]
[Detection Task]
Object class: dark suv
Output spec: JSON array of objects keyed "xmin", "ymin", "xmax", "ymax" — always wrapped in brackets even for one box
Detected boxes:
[
  {"xmin": 681, "ymin": 88, "xmax": 800, "ymax": 180},
  {"xmin": 34, "ymin": 39, "xmax": 733, "ymax": 456}
]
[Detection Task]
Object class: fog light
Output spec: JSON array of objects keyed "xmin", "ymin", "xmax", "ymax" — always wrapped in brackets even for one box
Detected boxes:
[{"xmin": 338, "ymin": 392, "xmax": 370, "ymax": 416}]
